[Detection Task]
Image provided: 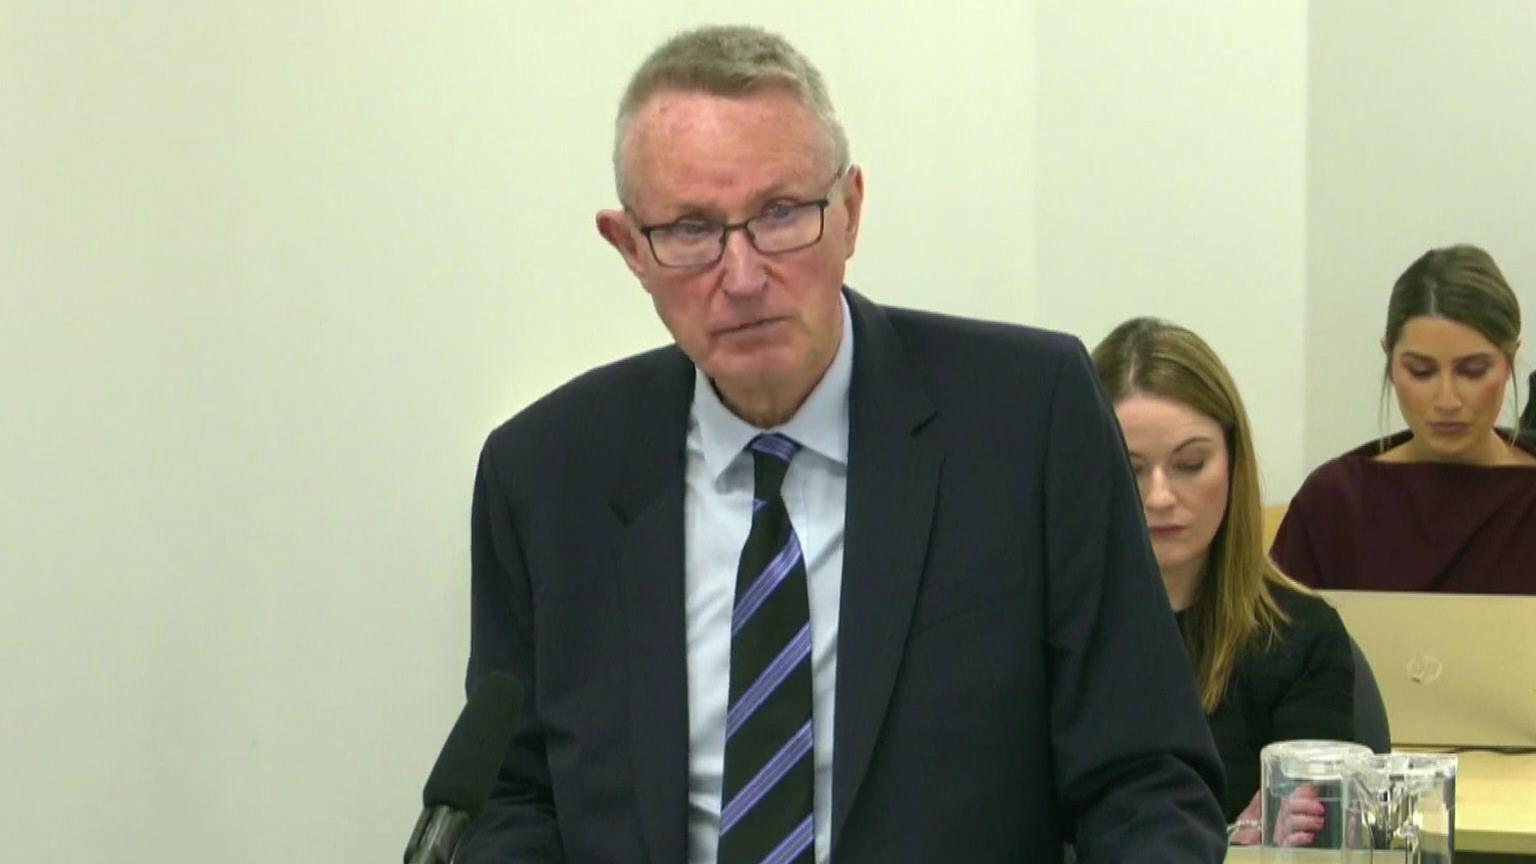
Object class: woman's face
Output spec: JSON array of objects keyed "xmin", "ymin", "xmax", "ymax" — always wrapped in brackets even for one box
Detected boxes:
[
  {"xmin": 1387, "ymin": 315, "xmax": 1515, "ymax": 464},
  {"xmin": 1114, "ymin": 394, "xmax": 1231, "ymax": 593}
]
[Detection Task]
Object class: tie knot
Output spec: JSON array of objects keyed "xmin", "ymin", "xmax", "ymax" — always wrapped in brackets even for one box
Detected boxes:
[{"xmin": 747, "ymin": 433, "xmax": 800, "ymax": 499}]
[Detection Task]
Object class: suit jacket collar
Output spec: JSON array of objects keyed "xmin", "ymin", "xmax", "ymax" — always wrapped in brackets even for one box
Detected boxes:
[{"xmin": 608, "ymin": 289, "xmax": 942, "ymax": 862}]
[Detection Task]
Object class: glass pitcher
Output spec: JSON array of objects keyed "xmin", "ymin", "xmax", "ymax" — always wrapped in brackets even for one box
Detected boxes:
[
  {"xmin": 1341, "ymin": 752, "xmax": 1458, "ymax": 864},
  {"xmin": 1258, "ymin": 739, "xmax": 1373, "ymax": 860}
]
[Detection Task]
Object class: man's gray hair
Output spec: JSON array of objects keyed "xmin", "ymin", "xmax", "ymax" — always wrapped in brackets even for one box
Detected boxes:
[{"xmin": 612, "ymin": 25, "xmax": 851, "ymax": 204}]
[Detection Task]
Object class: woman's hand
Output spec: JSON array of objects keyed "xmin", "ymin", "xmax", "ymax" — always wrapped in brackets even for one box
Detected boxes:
[
  {"xmin": 1227, "ymin": 785, "xmax": 1327, "ymax": 847},
  {"xmin": 1227, "ymin": 791, "xmax": 1263, "ymax": 846},
  {"xmin": 1272, "ymin": 784, "xmax": 1326, "ymax": 847}
]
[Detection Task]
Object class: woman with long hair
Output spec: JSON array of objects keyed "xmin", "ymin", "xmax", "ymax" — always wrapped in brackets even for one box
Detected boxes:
[{"xmin": 1093, "ymin": 317, "xmax": 1354, "ymax": 840}]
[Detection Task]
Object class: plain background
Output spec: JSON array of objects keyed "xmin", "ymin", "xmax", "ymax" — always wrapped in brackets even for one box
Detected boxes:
[{"xmin": 3, "ymin": 1, "xmax": 1532, "ymax": 859}]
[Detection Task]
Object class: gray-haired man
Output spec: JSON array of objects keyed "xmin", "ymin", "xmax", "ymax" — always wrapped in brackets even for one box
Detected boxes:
[{"xmin": 460, "ymin": 24, "xmax": 1226, "ymax": 864}]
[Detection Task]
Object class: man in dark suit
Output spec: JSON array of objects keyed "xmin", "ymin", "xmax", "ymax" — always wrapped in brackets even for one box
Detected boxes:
[{"xmin": 459, "ymin": 24, "xmax": 1225, "ymax": 864}]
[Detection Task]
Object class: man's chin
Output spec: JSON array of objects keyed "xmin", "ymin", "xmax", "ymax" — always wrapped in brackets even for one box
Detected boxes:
[
  {"xmin": 703, "ymin": 345, "xmax": 799, "ymax": 382},
  {"xmin": 708, "ymin": 363, "xmax": 794, "ymax": 392}
]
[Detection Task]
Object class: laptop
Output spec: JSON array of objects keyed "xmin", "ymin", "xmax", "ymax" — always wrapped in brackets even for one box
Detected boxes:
[{"xmin": 1322, "ymin": 589, "xmax": 1536, "ymax": 749}]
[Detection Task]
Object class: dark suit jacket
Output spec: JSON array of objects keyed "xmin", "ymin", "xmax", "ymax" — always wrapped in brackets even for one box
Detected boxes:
[{"xmin": 460, "ymin": 290, "xmax": 1225, "ymax": 863}]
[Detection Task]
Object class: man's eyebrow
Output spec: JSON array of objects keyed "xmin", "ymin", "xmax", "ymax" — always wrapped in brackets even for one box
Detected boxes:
[
  {"xmin": 652, "ymin": 201, "xmax": 725, "ymax": 222},
  {"xmin": 650, "ymin": 185, "xmax": 804, "ymax": 224}
]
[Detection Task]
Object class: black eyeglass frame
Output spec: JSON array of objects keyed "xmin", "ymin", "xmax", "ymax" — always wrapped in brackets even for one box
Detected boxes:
[{"xmin": 633, "ymin": 166, "xmax": 849, "ymax": 269}]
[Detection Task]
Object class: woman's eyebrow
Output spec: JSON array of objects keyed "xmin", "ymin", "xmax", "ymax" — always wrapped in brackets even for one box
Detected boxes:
[
  {"xmin": 1171, "ymin": 436, "xmax": 1216, "ymax": 455},
  {"xmin": 1399, "ymin": 350, "xmax": 1495, "ymax": 363}
]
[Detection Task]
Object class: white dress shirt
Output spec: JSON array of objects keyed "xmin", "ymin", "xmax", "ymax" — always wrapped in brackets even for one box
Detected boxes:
[{"xmin": 683, "ymin": 296, "xmax": 852, "ymax": 864}]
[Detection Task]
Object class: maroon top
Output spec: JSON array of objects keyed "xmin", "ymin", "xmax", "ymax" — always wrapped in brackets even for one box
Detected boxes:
[{"xmin": 1271, "ymin": 432, "xmax": 1536, "ymax": 594}]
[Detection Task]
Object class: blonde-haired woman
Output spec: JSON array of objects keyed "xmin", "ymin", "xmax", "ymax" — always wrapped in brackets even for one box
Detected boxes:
[{"xmin": 1093, "ymin": 318, "xmax": 1354, "ymax": 843}]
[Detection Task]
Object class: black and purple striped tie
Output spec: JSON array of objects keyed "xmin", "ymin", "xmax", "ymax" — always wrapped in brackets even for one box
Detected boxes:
[{"xmin": 718, "ymin": 433, "xmax": 815, "ymax": 864}]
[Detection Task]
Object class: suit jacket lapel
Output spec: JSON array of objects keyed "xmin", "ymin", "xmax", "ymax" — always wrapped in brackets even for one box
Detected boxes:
[
  {"xmin": 611, "ymin": 349, "xmax": 694, "ymax": 864},
  {"xmin": 831, "ymin": 290, "xmax": 942, "ymax": 850}
]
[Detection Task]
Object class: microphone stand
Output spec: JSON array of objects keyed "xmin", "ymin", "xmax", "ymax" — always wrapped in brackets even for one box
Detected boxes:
[{"xmin": 403, "ymin": 804, "xmax": 471, "ymax": 864}]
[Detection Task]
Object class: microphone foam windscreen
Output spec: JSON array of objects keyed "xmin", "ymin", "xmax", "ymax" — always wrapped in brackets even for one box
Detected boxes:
[{"xmin": 422, "ymin": 671, "xmax": 524, "ymax": 816}]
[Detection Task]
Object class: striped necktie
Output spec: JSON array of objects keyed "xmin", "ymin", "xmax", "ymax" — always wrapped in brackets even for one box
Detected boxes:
[{"xmin": 717, "ymin": 433, "xmax": 815, "ymax": 864}]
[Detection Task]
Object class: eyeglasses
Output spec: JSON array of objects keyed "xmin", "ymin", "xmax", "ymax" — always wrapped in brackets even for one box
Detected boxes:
[{"xmin": 635, "ymin": 167, "xmax": 847, "ymax": 268}]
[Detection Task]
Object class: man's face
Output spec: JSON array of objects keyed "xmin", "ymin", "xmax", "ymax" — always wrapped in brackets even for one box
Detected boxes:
[{"xmin": 597, "ymin": 88, "xmax": 863, "ymax": 418}]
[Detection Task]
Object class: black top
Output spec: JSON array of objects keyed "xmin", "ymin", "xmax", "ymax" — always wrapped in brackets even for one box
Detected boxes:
[{"xmin": 1180, "ymin": 587, "xmax": 1355, "ymax": 821}]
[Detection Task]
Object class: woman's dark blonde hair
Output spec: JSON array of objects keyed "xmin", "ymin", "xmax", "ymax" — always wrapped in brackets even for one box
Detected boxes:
[
  {"xmin": 1381, "ymin": 244, "xmax": 1526, "ymax": 446},
  {"xmin": 1092, "ymin": 317, "xmax": 1308, "ymax": 713}
]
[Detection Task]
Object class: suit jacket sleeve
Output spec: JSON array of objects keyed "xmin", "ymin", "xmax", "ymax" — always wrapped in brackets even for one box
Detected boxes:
[
  {"xmin": 456, "ymin": 439, "xmax": 567, "ymax": 863},
  {"xmin": 1042, "ymin": 342, "xmax": 1227, "ymax": 862}
]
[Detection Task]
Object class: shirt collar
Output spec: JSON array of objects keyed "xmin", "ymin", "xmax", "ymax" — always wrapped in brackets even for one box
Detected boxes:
[{"xmin": 692, "ymin": 292, "xmax": 854, "ymax": 483}]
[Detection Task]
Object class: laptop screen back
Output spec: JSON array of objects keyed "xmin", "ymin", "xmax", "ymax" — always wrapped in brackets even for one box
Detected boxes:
[{"xmin": 1322, "ymin": 589, "xmax": 1536, "ymax": 749}]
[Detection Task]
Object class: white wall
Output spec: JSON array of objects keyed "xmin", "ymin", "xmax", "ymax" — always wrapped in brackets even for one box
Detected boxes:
[
  {"xmin": 838, "ymin": 2, "xmax": 1038, "ymax": 321},
  {"xmin": 1035, "ymin": 0, "xmax": 1310, "ymax": 502},
  {"xmin": 2, "ymin": 5, "xmax": 537, "ymax": 858},
  {"xmin": 5, "ymin": 2, "xmax": 1533, "ymax": 860},
  {"xmin": 1306, "ymin": 0, "xmax": 1536, "ymax": 468},
  {"xmin": 0, "ymin": 3, "xmax": 1034, "ymax": 860}
]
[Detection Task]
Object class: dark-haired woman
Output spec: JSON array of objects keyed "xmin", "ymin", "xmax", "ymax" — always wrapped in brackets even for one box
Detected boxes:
[{"xmin": 1272, "ymin": 244, "xmax": 1536, "ymax": 594}]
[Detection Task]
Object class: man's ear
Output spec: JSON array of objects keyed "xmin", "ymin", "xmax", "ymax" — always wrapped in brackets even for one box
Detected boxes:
[
  {"xmin": 597, "ymin": 209, "xmax": 648, "ymax": 279},
  {"xmin": 838, "ymin": 165, "xmax": 865, "ymax": 259}
]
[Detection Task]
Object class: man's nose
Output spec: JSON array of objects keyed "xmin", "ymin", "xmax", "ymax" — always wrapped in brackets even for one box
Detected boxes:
[{"xmin": 719, "ymin": 226, "xmax": 767, "ymax": 296}]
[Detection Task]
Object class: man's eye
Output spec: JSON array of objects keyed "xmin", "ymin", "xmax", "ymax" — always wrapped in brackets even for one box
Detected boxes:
[
  {"xmin": 759, "ymin": 203, "xmax": 799, "ymax": 223},
  {"xmin": 670, "ymin": 221, "xmax": 716, "ymax": 238}
]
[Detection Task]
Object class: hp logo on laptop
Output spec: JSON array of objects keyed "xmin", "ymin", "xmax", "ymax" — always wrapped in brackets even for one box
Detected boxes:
[{"xmin": 1406, "ymin": 653, "xmax": 1443, "ymax": 684}]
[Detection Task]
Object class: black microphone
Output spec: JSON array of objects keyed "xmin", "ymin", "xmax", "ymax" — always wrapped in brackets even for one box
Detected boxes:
[{"xmin": 403, "ymin": 671, "xmax": 524, "ymax": 864}]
